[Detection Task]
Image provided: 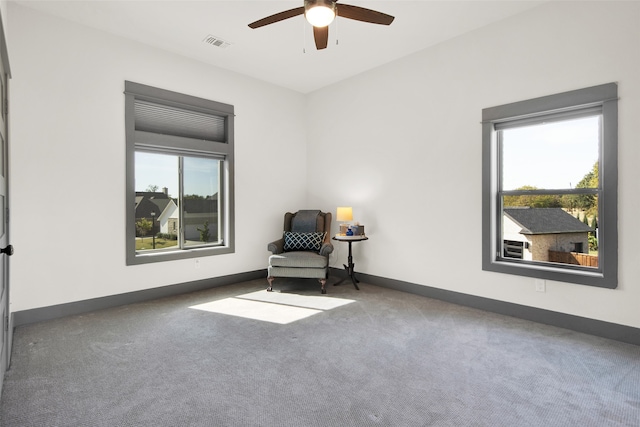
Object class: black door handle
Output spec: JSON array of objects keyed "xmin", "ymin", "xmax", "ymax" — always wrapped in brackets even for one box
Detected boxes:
[{"xmin": 1, "ymin": 245, "xmax": 13, "ymax": 256}]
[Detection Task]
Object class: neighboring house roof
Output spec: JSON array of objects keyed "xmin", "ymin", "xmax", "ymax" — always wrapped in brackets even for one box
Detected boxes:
[
  {"xmin": 135, "ymin": 191, "xmax": 174, "ymax": 219},
  {"xmin": 135, "ymin": 192, "xmax": 218, "ymax": 218},
  {"xmin": 504, "ymin": 208, "xmax": 593, "ymax": 235},
  {"xmin": 136, "ymin": 191, "xmax": 170, "ymax": 199}
]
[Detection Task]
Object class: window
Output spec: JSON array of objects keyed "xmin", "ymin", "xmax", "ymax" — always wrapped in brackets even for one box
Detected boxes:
[
  {"xmin": 125, "ymin": 82, "xmax": 234, "ymax": 265},
  {"xmin": 482, "ymin": 83, "xmax": 617, "ymax": 288}
]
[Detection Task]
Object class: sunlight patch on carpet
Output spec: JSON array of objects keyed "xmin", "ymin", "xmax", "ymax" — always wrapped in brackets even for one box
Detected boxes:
[
  {"xmin": 189, "ymin": 291, "xmax": 355, "ymax": 324},
  {"xmin": 236, "ymin": 290, "xmax": 355, "ymax": 310}
]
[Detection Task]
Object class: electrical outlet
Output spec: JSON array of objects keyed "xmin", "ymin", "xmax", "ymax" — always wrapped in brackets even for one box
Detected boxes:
[
  {"xmin": 195, "ymin": 259, "xmax": 200, "ymax": 269},
  {"xmin": 535, "ymin": 279, "xmax": 546, "ymax": 293}
]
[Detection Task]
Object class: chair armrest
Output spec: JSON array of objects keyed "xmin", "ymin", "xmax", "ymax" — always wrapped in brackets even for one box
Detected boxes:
[
  {"xmin": 319, "ymin": 242, "xmax": 334, "ymax": 257},
  {"xmin": 268, "ymin": 238, "xmax": 285, "ymax": 254}
]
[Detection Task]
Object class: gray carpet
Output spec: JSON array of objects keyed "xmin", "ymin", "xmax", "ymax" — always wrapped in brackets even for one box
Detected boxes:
[{"xmin": 1, "ymin": 279, "xmax": 639, "ymax": 426}]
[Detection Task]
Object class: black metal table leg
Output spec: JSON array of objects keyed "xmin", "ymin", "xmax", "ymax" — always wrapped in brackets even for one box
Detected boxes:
[
  {"xmin": 345, "ymin": 241, "xmax": 360, "ymax": 290},
  {"xmin": 333, "ymin": 239, "xmax": 362, "ymax": 290}
]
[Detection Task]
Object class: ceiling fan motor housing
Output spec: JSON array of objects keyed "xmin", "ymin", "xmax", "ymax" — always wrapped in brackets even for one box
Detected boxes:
[{"xmin": 304, "ymin": 0, "xmax": 336, "ymax": 27}]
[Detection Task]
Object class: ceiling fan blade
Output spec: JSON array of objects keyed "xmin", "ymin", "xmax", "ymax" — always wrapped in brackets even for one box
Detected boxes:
[
  {"xmin": 337, "ymin": 4, "xmax": 395, "ymax": 25},
  {"xmin": 313, "ymin": 26, "xmax": 329, "ymax": 50},
  {"xmin": 248, "ymin": 7, "xmax": 305, "ymax": 29}
]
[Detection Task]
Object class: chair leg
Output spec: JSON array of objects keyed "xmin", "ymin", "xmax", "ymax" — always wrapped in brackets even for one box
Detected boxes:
[
  {"xmin": 267, "ymin": 276, "xmax": 274, "ymax": 292},
  {"xmin": 319, "ymin": 278, "xmax": 327, "ymax": 294}
]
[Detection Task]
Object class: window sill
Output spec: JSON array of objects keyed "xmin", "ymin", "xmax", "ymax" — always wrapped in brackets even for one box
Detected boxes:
[
  {"xmin": 127, "ymin": 245, "xmax": 234, "ymax": 265},
  {"xmin": 483, "ymin": 258, "xmax": 613, "ymax": 289}
]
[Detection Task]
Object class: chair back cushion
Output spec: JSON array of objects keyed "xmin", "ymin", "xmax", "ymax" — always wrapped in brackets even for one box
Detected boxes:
[
  {"xmin": 290, "ymin": 210, "xmax": 322, "ymax": 233},
  {"xmin": 285, "ymin": 210, "xmax": 330, "ymax": 233}
]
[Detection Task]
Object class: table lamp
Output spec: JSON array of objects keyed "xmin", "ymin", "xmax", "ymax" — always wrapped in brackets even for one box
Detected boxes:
[{"xmin": 337, "ymin": 206, "xmax": 353, "ymax": 235}]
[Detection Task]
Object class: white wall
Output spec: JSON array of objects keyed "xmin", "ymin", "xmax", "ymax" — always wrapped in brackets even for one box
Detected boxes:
[
  {"xmin": 7, "ymin": 4, "xmax": 308, "ymax": 311},
  {"xmin": 307, "ymin": 1, "xmax": 640, "ymax": 328}
]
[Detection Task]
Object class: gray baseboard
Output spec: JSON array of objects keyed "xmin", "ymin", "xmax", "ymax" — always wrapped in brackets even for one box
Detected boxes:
[
  {"xmin": 331, "ymin": 268, "xmax": 640, "ymax": 347},
  {"xmin": 12, "ymin": 269, "xmax": 267, "ymax": 327},
  {"xmin": 13, "ymin": 267, "xmax": 639, "ymax": 347}
]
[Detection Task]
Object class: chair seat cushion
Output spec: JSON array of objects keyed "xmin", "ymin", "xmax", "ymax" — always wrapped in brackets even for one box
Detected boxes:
[{"xmin": 269, "ymin": 251, "xmax": 328, "ymax": 269}]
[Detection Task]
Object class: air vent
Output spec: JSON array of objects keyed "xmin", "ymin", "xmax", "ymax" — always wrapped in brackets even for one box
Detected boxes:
[{"xmin": 203, "ymin": 35, "xmax": 232, "ymax": 49}]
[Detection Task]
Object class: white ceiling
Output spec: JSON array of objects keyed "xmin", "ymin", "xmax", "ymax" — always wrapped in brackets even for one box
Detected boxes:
[{"xmin": 14, "ymin": 0, "xmax": 546, "ymax": 93}]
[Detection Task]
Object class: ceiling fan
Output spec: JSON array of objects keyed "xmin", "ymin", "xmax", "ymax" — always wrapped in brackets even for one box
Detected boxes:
[{"xmin": 248, "ymin": 0, "xmax": 395, "ymax": 50}]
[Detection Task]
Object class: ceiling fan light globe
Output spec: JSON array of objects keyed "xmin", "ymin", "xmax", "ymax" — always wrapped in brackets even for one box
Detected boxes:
[{"xmin": 304, "ymin": 0, "xmax": 336, "ymax": 27}]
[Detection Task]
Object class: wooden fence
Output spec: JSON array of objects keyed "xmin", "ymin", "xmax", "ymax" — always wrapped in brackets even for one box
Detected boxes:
[{"xmin": 548, "ymin": 250, "xmax": 598, "ymax": 267}]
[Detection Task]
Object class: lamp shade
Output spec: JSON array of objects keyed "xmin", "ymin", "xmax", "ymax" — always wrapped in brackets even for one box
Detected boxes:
[
  {"xmin": 336, "ymin": 207, "xmax": 353, "ymax": 222},
  {"xmin": 304, "ymin": 0, "xmax": 336, "ymax": 27}
]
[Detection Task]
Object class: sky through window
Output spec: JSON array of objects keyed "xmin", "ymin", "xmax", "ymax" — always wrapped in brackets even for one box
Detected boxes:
[{"xmin": 501, "ymin": 115, "xmax": 599, "ymax": 191}]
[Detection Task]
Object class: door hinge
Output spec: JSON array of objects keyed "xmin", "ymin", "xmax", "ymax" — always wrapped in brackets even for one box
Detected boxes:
[
  {"xmin": 4, "ymin": 314, "xmax": 8, "ymax": 332},
  {"xmin": 5, "ymin": 207, "xmax": 8, "ymax": 223}
]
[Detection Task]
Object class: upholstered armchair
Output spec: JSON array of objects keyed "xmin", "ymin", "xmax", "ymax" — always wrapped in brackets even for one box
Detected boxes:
[{"xmin": 267, "ymin": 210, "xmax": 334, "ymax": 294}]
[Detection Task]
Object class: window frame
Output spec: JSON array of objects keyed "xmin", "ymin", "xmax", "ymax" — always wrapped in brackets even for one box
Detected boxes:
[
  {"xmin": 482, "ymin": 83, "xmax": 618, "ymax": 288},
  {"xmin": 125, "ymin": 81, "xmax": 235, "ymax": 265}
]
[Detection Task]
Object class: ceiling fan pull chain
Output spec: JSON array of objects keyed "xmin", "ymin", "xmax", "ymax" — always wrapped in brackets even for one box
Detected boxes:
[
  {"xmin": 334, "ymin": 8, "xmax": 340, "ymax": 46},
  {"xmin": 302, "ymin": 17, "xmax": 307, "ymax": 53}
]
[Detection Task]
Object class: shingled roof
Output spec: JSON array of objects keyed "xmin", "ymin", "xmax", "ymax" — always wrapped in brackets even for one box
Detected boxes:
[
  {"xmin": 504, "ymin": 208, "xmax": 593, "ymax": 235},
  {"xmin": 135, "ymin": 192, "xmax": 173, "ymax": 219}
]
